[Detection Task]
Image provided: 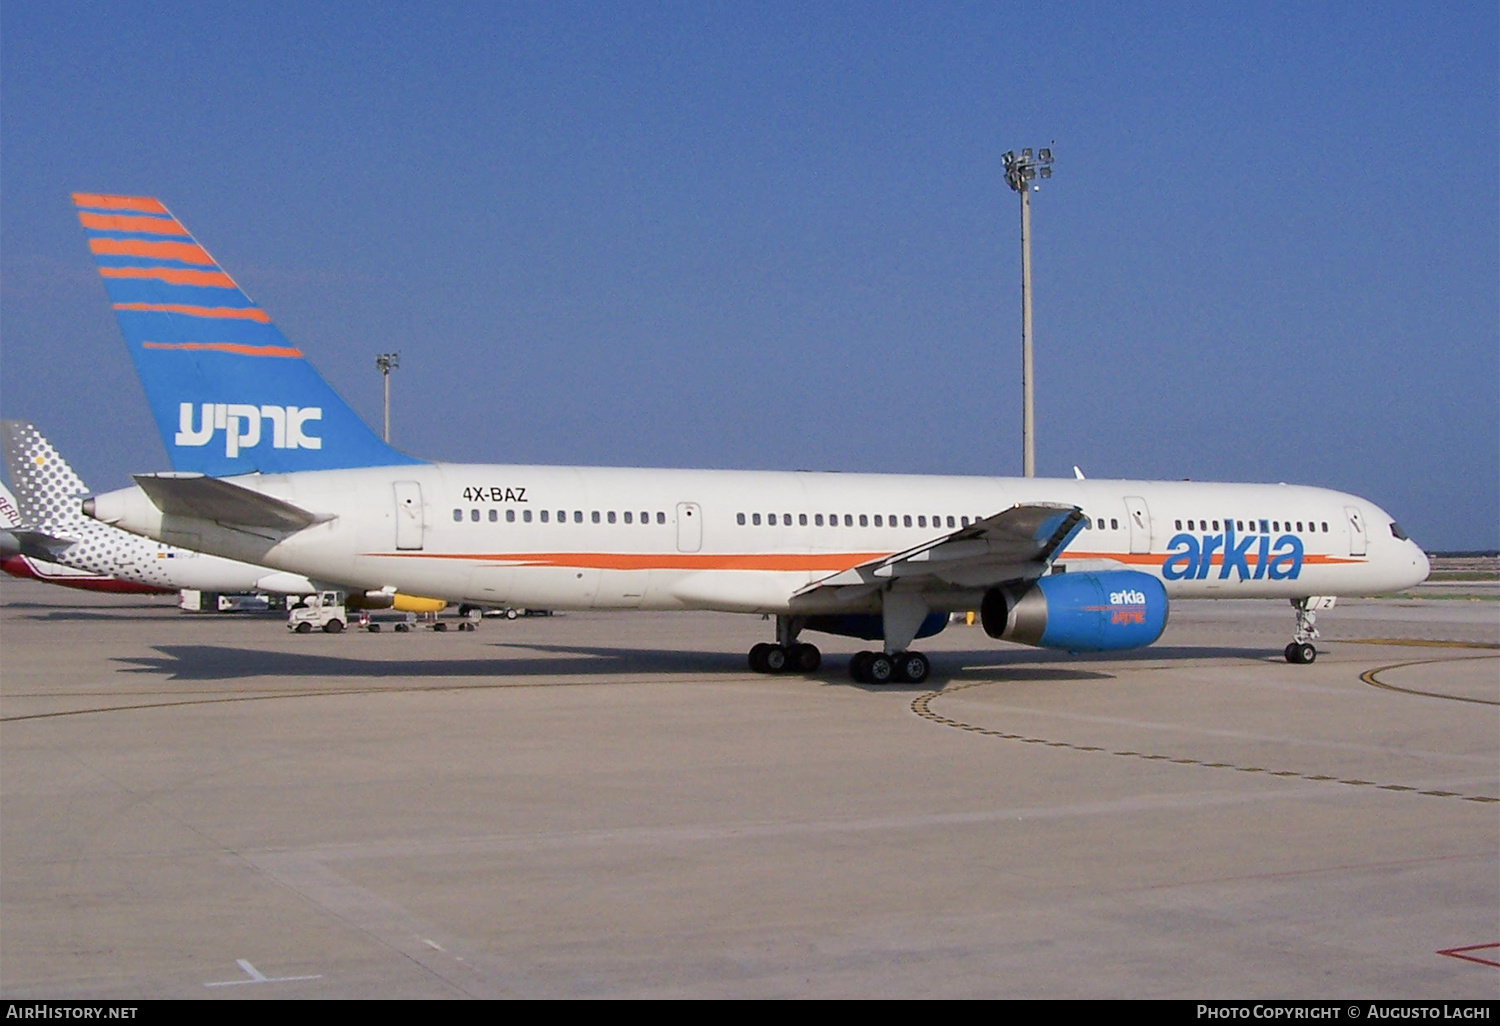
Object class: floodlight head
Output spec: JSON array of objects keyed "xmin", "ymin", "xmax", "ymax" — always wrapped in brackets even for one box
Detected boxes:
[
  {"xmin": 1040, "ymin": 166, "xmax": 1052, "ymax": 179},
  {"xmin": 1022, "ymin": 148, "xmax": 1032, "ymax": 159},
  {"xmin": 1003, "ymin": 150, "xmax": 1016, "ymax": 165},
  {"xmin": 1039, "ymin": 148, "xmax": 1051, "ymax": 162}
]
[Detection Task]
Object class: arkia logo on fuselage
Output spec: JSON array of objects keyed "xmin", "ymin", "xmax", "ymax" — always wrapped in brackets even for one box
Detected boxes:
[
  {"xmin": 1161, "ymin": 522, "xmax": 1305, "ymax": 581},
  {"xmin": 175, "ymin": 402, "xmax": 322, "ymax": 457}
]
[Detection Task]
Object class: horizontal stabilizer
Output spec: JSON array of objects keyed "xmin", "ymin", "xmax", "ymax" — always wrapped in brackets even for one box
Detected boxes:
[
  {"xmin": 10, "ymin": 528, "xmax": 78, "ymax": 561},
  {"xmin": 132, "ymin": 473, "xmax": 329, "ymax": 531}
]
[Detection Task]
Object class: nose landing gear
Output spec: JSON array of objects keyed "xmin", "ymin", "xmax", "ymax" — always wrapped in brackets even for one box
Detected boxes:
[{"xmin": 1285, "ymin": 596, "xmax": 1335, "ymax": 663}]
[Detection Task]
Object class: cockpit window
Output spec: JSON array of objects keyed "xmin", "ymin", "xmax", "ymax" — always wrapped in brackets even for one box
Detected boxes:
[{"xmin": 1389, "ymin": 521, "xmax": 1408, "ymax": 541}]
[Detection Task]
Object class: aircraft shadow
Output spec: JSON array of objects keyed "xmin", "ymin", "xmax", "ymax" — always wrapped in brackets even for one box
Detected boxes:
[
  {"xmin": 7, "ymin": 606, "xmax": 184, "ymax": 622},
  {"xmin": 106, "ymin": 640, "xmax": 1273, "ymax": 688},
  {"xmin": 113, "ymin": 643, "xmax": 750, "ymax": 683}
]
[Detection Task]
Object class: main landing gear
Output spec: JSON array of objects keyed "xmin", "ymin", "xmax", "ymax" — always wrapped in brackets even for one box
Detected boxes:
[
  {"xmin": 1284, "ymin": 596, "xmax": 1332, "ymax": 664},
  {"xmin": 747, "ymin": 615, "xmax": 823, "ymax": 674},
  {"xmin": 746, "ymin": 599, "xmax": 936, "ymax": 685},
  {"xmin": 848, "ymin": 649, "xmax": 930, "ymax": 685}
]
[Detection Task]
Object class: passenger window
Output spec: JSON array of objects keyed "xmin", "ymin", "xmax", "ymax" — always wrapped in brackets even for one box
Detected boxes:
[
  {"xmin": 769, "ymin": 513, "xmax": 777, "ymax": 526},
  {"xmin": 625, "ymin": 511, "xmax": 633, "ymax": 524},
  {"xmin": 1321, "ymin": 522, "xmax": 1329, "ymax": 532},
  {"xmin": 656, "ymin": 512, "xmax": 665, "ymax": 524},
  {"xmin": 591, "ymin": 511, "xmax": 601, "ymax": 524},
  {"xmin": 1111, "ymin": 519, "xmax": 1118, "ymax": 530},
  {"xmin": 1174, "ymin": 520, "xmax": 1181, "ymax": 530},
  {"xmin": 452, "ymin": 509, "xmax": 462, "ymax": 522},
  {"xmin": 523, "ymin": 510, "xmax": 532, "ymax": 523},
  {"xmin": 859, "ymin": 515, "xmax": 868, "ymax": 527},
  {"xmin": 845, "ymin": 514, "xmax": 854, "ymax": 527},
  {"xmin": 574, "ymin": 511, "xmax": 583, "ymax": 523},
  {"xmin": 799, "ymin": 513, "xmax": 808, "ymax": 526},
  {"xmin": 540, "ymin": 510, "xmax": 549, "ymax": 523},
  {"xmin": 946, "ymin": 516, "xmax": 955, "ymax": 528},
  {"xmin": 470, "ymin": 509, "xmax": 480, "ymax": 522},
  {"xmin": 815, "ymin": 514, "xmax": 824, "ymax": 526},
  {"xmin": 506, "ymin": 509, "xmax": 515, "ymax": 523},
  {"xmin": 607, "ymin": 511, "xmax": 616, "ymax": 524},
  {"xmin": 961, "ymin": 517, "xmax": 970, "ymax": 527},
  {"xmin": 874, "ymin": 515, "xmax": 882, "ymax": 527},
  {"xmin": 753, "ymin": 513, "xmax": 761, "ymax": 526},
  {"xmin": 737, "ymin": 513, "xmax": 745, "ymax": 526}
]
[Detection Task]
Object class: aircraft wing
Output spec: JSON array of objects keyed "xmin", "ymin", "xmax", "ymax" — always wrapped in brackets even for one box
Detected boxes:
[
  {"xmin": 794, "ymin": 502, "xmax": 1085, "ymax": 598},
  {"xmin": 132, "ymin": 473, "xmax": 330, "ymax": 532}
]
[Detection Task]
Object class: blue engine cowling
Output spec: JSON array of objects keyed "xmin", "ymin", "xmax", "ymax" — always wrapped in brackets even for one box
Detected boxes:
[
  {"xmin": 803, "ymin": 612, "xmax": 949, "ymax": 643},
  {"xmin": 980, "ymin": 570, "xmax": 1168, "ymax": 652}
]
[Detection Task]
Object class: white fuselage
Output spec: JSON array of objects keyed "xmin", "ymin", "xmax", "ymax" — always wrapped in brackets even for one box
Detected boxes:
[{"xmin": 92, "ymin": 463, "xmax": 1431, "ymax": 613}]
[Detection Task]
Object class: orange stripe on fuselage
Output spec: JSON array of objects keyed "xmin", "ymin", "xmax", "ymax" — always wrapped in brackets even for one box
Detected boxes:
[
  {"xmin": 70, "ymin": 195, "xmax": 167, "ymax": 214},
  {"xmin": 113, "ymin": 303, "xmax": 270, "ymax": 322},
  {"xmin": 1063, "ymin": 549, "xmax": 1362, "ymax": 567},
  {"xmin": 99, "ymin": 266, "xmax": 235, "ymax": 287},
  {"xmin": 368, "ymin": 551, "xmax": 891, "ymax": 572},
  {"xmin": 78, "ymin": 212, "xmax": 189, "ymax": 236},
  {"xmin": 71, "ymin": 194, "xmax": 168, "ymax": 214},
  {"xmin": 141, "ymin": 341, "xmax": 303, "ymax": 358},
  {"xmin": 89, "ymin": 238, "xmax": 215, "ymax": 265}
]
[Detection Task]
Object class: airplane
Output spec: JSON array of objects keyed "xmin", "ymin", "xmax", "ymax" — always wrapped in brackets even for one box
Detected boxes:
[
  {"xmin": 72, "ymin": 193, "xmax": 1431, "ymax": 682},
  {"xmin": 0, "ymin": 417, "xmax": 448, "ymax": 621},
  {"xmin": 0, "ymin": 478, "xmax": 171, "ymax": 594}
]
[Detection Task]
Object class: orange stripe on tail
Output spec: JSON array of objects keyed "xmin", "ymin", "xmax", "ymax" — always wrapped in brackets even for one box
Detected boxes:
[
  {"xmin": 71, "ymin": 194, "xmax": 169, "ymax": 214},
  {"xmin": 141, "ymin": 341, "xmax": 303, "ymax": 358},
  {"xmin": 113, "ymin": 303, "xmax": 271, "ymax": 323},
  {"xmin": 77, "ymin": 212, "xmax": 189, "ymax": 236},
  {"xmin": 88, "ymin": 239, "xmax": 215, "ymax": 265},
  {"xmin": 99, "ymin": 267, "xmax": 236, "ymax": 287}
]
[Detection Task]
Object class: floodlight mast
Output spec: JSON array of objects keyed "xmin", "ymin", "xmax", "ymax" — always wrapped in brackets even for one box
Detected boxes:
[
  {"xmin": 375, "ymin": 352, "xmax": 400, "ymax": 443},
  {"xmin": 1002, "ymin": 145, "xmax": 1053, "ymax": 477}
]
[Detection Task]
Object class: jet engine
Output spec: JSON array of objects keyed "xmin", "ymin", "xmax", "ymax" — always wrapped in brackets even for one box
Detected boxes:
[{"xmin": 981, "ymin": 570, "xmax": 1168, "ymax": 652}]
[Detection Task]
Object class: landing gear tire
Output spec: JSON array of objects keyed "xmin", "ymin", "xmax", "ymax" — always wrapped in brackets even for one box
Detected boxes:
[
  {"xmin": 763, "ymin": 644, "xmax": 788, "ymax": 673},
  {"xmin": 1285, "ymin": 642, "xmax": 1316, "ymax": 664},
  {"xmin": 865, "ymin": 653, "xmax": 895, "ymax": 685},
  {"xmin": 896, "ymin": 651, "xmax": 930, "ymax": 684},
  {"xmin": 788, "ymin": 643, "xmax": 821, "ymax": 673},
  {"xmin": 749, "ymin": 642, "xmax": 773, "ymax": 673},
  {"xmin": 849, "ymin": 650, "xmax": 873, "ymax": 682}
]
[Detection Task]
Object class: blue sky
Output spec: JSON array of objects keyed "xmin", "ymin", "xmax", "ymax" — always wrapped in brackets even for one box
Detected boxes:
[{"xmin": 2, "ymin": 2, "xmax": 1496, "ymax": 549}]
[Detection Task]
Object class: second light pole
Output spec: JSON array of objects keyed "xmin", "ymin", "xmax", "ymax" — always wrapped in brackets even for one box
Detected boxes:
[
  {"xmin": 375, "ymin": 352, "xmax": 400, "ymax": 443},
  {"xmin": 1003, "ymin": 146, "xmax": 1053, "ymax": 477}
]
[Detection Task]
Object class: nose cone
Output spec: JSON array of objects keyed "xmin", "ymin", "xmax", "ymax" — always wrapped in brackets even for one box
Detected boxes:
[{"xmin": 1410, "ymin": 542, "xmax": 1431, "ymax": 586}]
